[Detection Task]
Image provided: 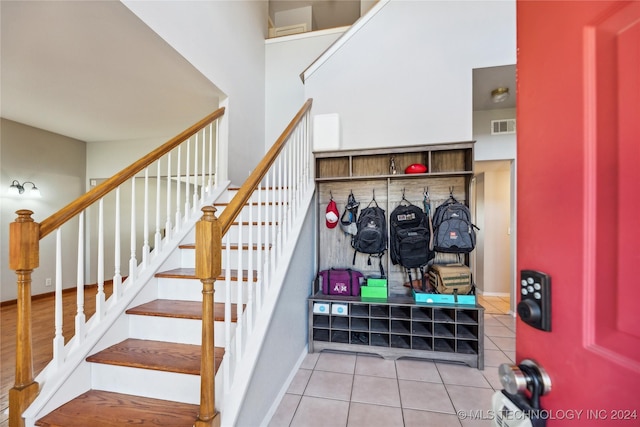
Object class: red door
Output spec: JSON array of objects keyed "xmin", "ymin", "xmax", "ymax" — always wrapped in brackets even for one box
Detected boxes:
[{"xmin": 517, "ymin": 1, "xmax": 640, "ymax": 425}]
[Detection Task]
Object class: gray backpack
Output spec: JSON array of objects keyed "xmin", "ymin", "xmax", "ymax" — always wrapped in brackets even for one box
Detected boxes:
[{"xmin": 432, "ymin": 195, "xmax": 478, "ymax": 254}]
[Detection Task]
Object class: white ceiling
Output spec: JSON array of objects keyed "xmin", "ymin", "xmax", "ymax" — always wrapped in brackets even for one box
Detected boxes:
[
  {"xmin": 1, "ymin": 1, "xmax": 514, "ymax": 145},
  {"xmin": 1, "ymin": 1, "xmax": 222, "ymax": 143}
]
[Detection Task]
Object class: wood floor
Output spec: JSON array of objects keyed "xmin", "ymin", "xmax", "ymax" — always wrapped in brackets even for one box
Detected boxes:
[{"xmin": 0, "ymin": 284, "xmax": 113, "ymax": 427}]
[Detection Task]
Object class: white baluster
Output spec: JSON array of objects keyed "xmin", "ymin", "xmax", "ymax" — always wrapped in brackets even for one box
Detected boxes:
[
  {"xmin": 155, "ymin": 159, "xmax": 162, "ymax": 254},
  {"xmin": 142, "ymin": 168, "xmax": 150, "ymax": 268},
  {"xmin": 201, "ymin": 129, "xmax": 207, "ymax": 200},
  {"xmin": 193, "ymin": 134, "xmax": 199, "ymax": 212},
  {"xmin": 214, "ymin": 120, "xmax": 220, "ymax": 188},
  {"xmin": 53, "ymin": 229, "xmax": 64, "ymax": 367},
  {"xmin": 175, "ymin": 145, "xmax": 182, "ymax": 232},
  {"xmin": 113, "ymin": 188, "xmax": 122, "ymax": 300},
  {"xmin": 96, "ymin": 198, "xmax": 105, "ymax": 321},
  {"xmin": 166, "ymin": 152, "xmax": 173, "ymax": 240},
  {"xmin": 269, "ymin": 171, "xmax": 276, "ymax": 287},
  {"xmin": 185, "ymin": 139, "xmax": 191, "ymax": 220},
  {"xmin": 287, "ymin": 144, "xmax": 293, "ymax": 236},
  {"xmin": 208, "ymin": 123, "xmax": 214, "ymax": 192},
  {"xmin": 236, "ymin": 210, "xmax": 243, "ymax": 359},
  {"xmin": 277, "ymin": 156, "xmax": 283, "ymax": 259},
  {"xmin": 224, "ymin": 232, "xmax": 232, "ymax": 394},
  {"xmin": 247, "ymin": 192, "xmax": 254, "ymax": 334},
  {"xmin": 75, "ymin": 212, "xmax": 86, "ymax": 344},
  {"xmin": 129, "ymin": 179, "xmax": 137, "ymax": 284},
  {"xmin": 256, "ymin": 185, "xmax": 263, "ymax": 312}
]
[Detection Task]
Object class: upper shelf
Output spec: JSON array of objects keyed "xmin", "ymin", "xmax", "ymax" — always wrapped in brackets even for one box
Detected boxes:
[{"xmin": 314, "ymin": 141, "xmax": 474, "ymax": 182}]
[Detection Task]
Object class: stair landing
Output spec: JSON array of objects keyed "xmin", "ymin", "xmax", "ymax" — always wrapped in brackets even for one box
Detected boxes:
[{"xmin": 35, "ymin": 390, "xmax": 198, "ymax": 427}]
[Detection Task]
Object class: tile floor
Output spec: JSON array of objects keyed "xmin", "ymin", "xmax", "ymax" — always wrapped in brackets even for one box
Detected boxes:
[{"xmin": 268, "ymin": 296, "xmax": 514, "ymax": 427}]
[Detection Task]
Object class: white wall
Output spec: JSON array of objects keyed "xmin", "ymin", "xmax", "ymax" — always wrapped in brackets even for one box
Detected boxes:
[
  {"xmin": 265, "ymin": 28, "xmax": 346, "ymax": 150},
  {"xmin": 1, "ymin": 119, "xmax": 86, "ymax": 301},
  {"xmin": 473, "ymin": 108, "xmax": 516, "ymax": 161},
  {"xmin": 304, "ymin": 0, "xmax": 516, "ymax": 149},
  {"xmin": 475, "ymin": 165, "xmax": 511, "ymax": 295},
  {"xmin": 123, "ymin": 0, "xmax": 267, "ymax": 186}
]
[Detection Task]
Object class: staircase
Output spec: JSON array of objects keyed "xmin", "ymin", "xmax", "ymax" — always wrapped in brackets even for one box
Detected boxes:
[
  {"xmin": 9, "ymin": 100, "xmax": 315, "ymax": 427},
  {"xmin": 33, "ymin": 190, "xmax": 256, "ymax": 427}
]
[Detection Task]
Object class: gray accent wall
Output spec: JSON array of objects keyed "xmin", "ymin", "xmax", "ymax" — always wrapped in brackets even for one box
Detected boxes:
[{"xmin": 1, "ymin": 119, "xmax": 86, "ymax": 301}]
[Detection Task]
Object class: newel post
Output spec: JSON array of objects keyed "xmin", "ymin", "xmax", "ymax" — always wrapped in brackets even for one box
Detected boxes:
[
  {"xmin": 195, "ymin": 206, "xmax": 222, "ymax": 427},
  {"xmin": 8, "ymin": 210, "xmax": 40, "ymax": 427}
]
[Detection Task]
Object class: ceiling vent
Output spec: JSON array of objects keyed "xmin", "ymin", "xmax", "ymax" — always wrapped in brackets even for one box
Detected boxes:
[{"xmin": 491, "ymin": 119, "xmax": 516, "ymax": 135}]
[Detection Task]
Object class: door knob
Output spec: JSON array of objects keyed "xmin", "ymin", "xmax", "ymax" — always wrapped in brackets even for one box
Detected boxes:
[{"xmin": 499, "ymin": 359, "xmax": 552, "ymax": 409}]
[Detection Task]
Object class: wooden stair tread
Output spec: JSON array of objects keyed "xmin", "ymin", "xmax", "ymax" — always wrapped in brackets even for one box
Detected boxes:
[
  {"xmin": 126, "ymin": 299, "xmax": 241, "ymax": 322},
  {"xmin": 155, "ymin": 267, "xmax": 258, "ymax": 282},
  {"xmin": 35, "ymin": 389, "xmax": 199, "ymax": 427},
  {"xmin": 86, "ymin": 338, "xmax": 223, "ymax": 375}
]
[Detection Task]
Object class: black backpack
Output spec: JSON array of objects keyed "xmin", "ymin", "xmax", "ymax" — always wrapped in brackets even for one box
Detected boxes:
[
  {"xmin": 432, "ymin": 195, "xmax": 479, "ymax": 253},
  {"xmin": 351, "ymin": 199, "xmax": 387, "ymax": 275},
  {"xmin": 390, "ymin": 202, "xmax": 433, "ymax": 268}
]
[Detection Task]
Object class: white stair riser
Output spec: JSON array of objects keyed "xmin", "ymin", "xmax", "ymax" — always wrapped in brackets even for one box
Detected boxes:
[
  {"xmin": 181, "ymin": 247, "xmax": 270, "ymax": 270},
  {"xmin": 91, "ymin": 364, "xmax": 200, "ymax": 404},
  {"xmin": 128, "ymin": 315, "xmax": 231, "ymax": 347},
  {"xmin": 157, "ymin": 277, "xmax": 254, "ymax": 304}
]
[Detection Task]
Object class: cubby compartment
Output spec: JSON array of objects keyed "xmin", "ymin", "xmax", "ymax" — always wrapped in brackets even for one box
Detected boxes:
[
  {"xmin": 391, "ymin": 306, "xmax": 411, "ymax": 319},
  {"xmin": 390, "ymin": 334, "xmax": 411, "ymax": 349},
  {"xmin": 431, "ymin": 149, "xmax": 472, "ymax": 173},
  {"xmin": 370, "ymin": 333, "xmax": 390, "ymax": 347},
  {"xmin": 351, "ymin": 317, "xmax": 369, "ymax": 331},
  {"xmin": 433, "ymin": 322, "xmax": 456, "ymax": 338},
  {"xmin": 370, "ymin": 305, "xmax": 389, "ymax": 318},
  {"xmin": 412, "ymin": 307, "xmax": 432, "ymax": 321},
  {"xmin": 316, "ymin": 156, "xmax": 349, "ymax": 179},
  {"xmin": 351, "ymin": 304, "xmax": 369, "ymax": 317},
  {"xmin": 331, "ymin": 330, "xmax": 350, "ymax": 343},
  {"xmin": 456, "ymin": 324, "xmax": 478, "ymax": 340},
  {"xmin": 313, "ymin": 315, "xmax": 329, "ymax": 328},
  {"xmin": 433, "ymin": 309, "xmax": 456, "ymax": 323},
  {"xmin": 434, "ymin": 338, "xmax": 455, "ymax": 353},
  {"xmin": 456, "ymin": 340, "xmax": 479, "ymax": 355},
  {"xmin": 331, "ymin": 316, "xmax": 349, "ymax": 330},
  {"xmin": 370, "ymin": 318, "xmax": 390, "ymax": 333},
  {"xmin": 313, "ymin": 329, "xmax": 329, "ymax": 342},
  {"xmin": 351, "ymin": 332, "xmax": 370, "ymax": 346},
  {"xmin": 412, "ymin": 336, "xmax": 433, "ymax": 351},
  {"xmin": 391, "ymin": 320, "xmax": 411, "ymax": 334},
  {"xmin": 457, "ymin": 310, "xmax": 479, "ymax": 324},
  {"xmin": 411, "ymin": 321, "xmax": 432, "ymax": 336}
]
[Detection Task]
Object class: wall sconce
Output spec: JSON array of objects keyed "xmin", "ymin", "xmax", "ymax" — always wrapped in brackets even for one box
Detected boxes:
[
  {"xmin": 8, "ymin": 180, "xmax": 41, "ymax": 198},
  {"xmin": 491, "ymin": 87, "xmax": 510, "ymax": 103}
]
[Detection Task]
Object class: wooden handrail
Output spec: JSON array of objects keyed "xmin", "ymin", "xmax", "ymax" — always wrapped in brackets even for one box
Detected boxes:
[
  {"xmin": 218, "ymin": 99, "xmax": 312, "ymax": 236},
  {"xmin": 39, "ymin": 107, "xmax": 225, "ymax": 239}
]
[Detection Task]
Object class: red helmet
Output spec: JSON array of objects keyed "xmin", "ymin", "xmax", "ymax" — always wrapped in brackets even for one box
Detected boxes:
[{"xmin": 405, "ymin": 163, "xmax": 427, "ymax": 174}]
